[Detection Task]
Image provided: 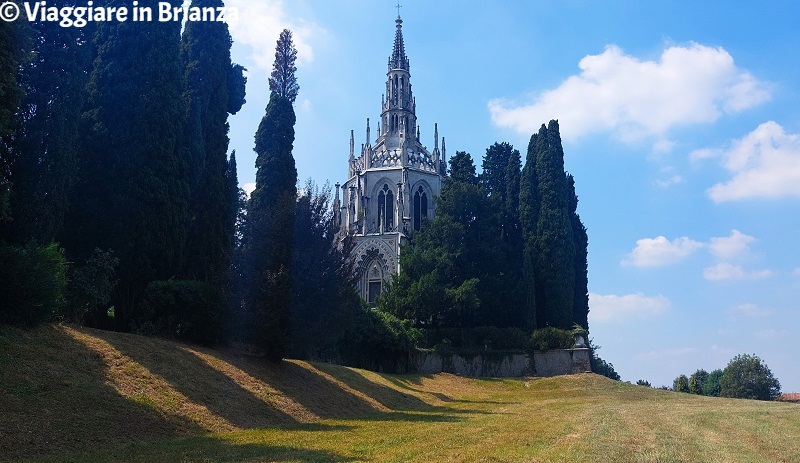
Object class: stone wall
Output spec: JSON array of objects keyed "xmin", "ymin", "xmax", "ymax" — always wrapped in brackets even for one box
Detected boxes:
[{"xmin": 414, "ymin": 348, "xmax": 591, "ymax": 377}]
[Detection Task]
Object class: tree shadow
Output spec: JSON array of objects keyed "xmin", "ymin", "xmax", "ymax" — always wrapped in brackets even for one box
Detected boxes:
[
  {"xmin": 0, "ymin": 325, "xmax": 201, "ymax": 462},
  {"xmin": 85, "ymin": 328, "xmax": 300, "ymax": 430}
]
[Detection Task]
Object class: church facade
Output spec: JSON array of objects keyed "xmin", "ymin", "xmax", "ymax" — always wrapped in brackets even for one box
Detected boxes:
[{"xmin": 333, "ymin": 15, "xmax": 446, "ymax": 304}]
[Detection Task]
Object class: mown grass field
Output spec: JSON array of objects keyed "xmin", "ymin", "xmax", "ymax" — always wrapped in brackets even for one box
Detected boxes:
[{"xmin": 1, "ymin": 324, "xmax": 799, "ymax": 462}]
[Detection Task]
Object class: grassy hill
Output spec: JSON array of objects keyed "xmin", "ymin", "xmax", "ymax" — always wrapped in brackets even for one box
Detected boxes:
[{"xmin": 1, "ymin": 324, "xmax": 799, "ymax": 462}]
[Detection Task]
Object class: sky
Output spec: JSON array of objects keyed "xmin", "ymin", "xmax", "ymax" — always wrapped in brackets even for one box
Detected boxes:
[{"xmin": 223, "ymin": 0, "xmax": 800, "ymax": 391}]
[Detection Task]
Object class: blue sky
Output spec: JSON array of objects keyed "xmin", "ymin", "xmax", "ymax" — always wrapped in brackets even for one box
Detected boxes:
[{"xmin": 224, "ymin": 0, "xmax": 800, "ymax": 391}]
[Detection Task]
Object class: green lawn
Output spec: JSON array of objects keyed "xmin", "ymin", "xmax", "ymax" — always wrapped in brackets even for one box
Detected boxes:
[{"xmin": 2, "ymin": 325, "xmax": 799, "ymax": 462}]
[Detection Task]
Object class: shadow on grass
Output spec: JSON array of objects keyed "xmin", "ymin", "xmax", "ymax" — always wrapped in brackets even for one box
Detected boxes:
[
  {"xmin": 90, "ymin": 328, "xmax": 299, "ymax": 429},
  {"xmin": 0, "ymin": 325, "xmax": 202, "ymax": 462}
]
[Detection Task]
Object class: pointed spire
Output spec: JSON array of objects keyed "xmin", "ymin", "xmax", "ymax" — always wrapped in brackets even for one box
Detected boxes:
[
  {"xmin": 349, "ymin": 130, "xmax": 355, "ymax": 159},
  {"xmin": 389, "ymin": 15, "xmax": 409, "ymax": 71},
  {"xmin": 366, "ymin": 118, "xmax": 371, "ymax": 146},
  {"xmin": 434, "ymin": 123, "xmax": 439, "ymax": 150}
]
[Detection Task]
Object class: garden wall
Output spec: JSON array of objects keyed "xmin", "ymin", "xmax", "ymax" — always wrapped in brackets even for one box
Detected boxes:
[{"xmin": 414, "ymin": 348, "xmax": 591, "ymax": 377}]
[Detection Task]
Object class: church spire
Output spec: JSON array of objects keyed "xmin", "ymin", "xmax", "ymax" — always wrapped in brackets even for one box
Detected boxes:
[{"xmin": 389, "ymin": 15, "xmax": 409, "ymax": 71}]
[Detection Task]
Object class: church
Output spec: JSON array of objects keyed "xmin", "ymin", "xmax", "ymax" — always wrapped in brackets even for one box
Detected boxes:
[{"xmin": 333, "ymin": 14, "xmax": 446, "ymax": 305}]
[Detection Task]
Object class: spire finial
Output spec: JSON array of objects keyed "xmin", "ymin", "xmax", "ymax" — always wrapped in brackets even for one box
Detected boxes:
[
  {"xmin": 389, "ymin": 7, "xmax": 409, "ymax": 71},
  {"xmin": 396, "ymin": 1, "xmax": 402, "ymax": 17}
]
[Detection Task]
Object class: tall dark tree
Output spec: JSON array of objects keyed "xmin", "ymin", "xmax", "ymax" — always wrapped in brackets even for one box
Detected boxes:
[
  {"xmin": 534, "ymin": 121, "xmax": 575, "ymax": 328},
  {"xmin": 4, "ymin": 20, "xmax": 92, "ymax": 244},
  {"xmin": 74, "ymin": 0, "xmax": 190, "ymax": 331},
  {"xmin": 269, "ymin": 29, "xmax": 299, "ymax": 103},
  {"xmin": 519, "ymin": 131, "xmax": 541, "ymax": 330},
  {"xmin": 0, "ymin": 20, "xmax": 26, "ymax": 223},
  {"xmin": 244, "ymin": 30, "xmax": 299, "ymax": 360},
  {"xmin": 567, "ymin": 174, "xmax": 589, "ymax": 330},
  {"xmin": 181, "ymin": 0, "xmax": 246, "ymax": 283},
  {"xmin": 448, "ymin": 150, "xmax": 477, "ymax": 185}
]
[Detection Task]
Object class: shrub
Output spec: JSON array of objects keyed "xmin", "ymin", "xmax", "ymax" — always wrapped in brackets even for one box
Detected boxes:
[
  {"xmin": 339, "ymin": 307, "xmax": 421, "ymax": 373},
  {"xmin": 674, "ymin": 374, "xmax": 690, "ymax": 393},
  {"xmin": 63, "ymin": 248, "xmax": 118, "ymax": 325},
  {"xmin": 720, "ymin": 354, "xmax": 781, "ymax": 401},
  {"xmin": 135, "ymin": 280, "xmax": 224, "ymax": 345},
  {"xmin": 0, "ymin": 242, "xmax": 67, "ymax": 326},
  {"xmin": 588, "ymin": 339, "xmax": 621, "ymax": 381},
  {"xmin": 530, "ymin": 326, "xmax": 573, "ymax": 352},
  {"xmin": 636, "ymin": 379, "xmax": 652, "ymax": 387},
  {"xmin": 424, "ymin": 326, "xmax": 530, "ymax": 352}
]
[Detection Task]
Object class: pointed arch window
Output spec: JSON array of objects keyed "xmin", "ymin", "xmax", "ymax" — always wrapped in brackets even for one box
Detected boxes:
[
  {"xmin": 377, "ymin": 184, "xmax": 394, "ymax": 232},
  {"xmin": 413, "ymin": 186, "xmax": 428, "ymax": 231}
]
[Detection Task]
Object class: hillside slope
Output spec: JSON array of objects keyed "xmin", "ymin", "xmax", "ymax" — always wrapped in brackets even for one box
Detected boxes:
[{"xmin": 2, "ymin": 324, "xmax": 800, "ymax": 463}]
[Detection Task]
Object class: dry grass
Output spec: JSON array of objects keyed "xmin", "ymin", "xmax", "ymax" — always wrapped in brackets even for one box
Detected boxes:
[{"xmin": 2, "ymin": 324, "xmax": 800, "ymax": 463}]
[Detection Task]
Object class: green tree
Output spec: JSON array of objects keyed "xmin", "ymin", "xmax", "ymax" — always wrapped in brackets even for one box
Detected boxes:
[
  {"xmin": 703, "ymin": 369, "xmax": 724, "ymax": 397},
  {"xmin": 674, "ymin": 374, "xmax": 690, "ymax": 393},
  {"xmin": 181, "ymin": 0, "xmax": 247, "ymax": 283},
  {"xmin": 0, "ymin": 19, "xmax": 26, "ymax": 222},
  {"xmin": 567, "ymin": 174, "xmax": 589, "ymax": 330},
  {"xmin": 0, "ymin": 243, "xmax": 67, "ymax": 326},
  {"xmin": 720, "ymin": 354, "xmax": 781, "ymax": 401},
  {"xmin": 689, "ymin": 369, "xmax": 708, "ymax": 395},
  {"xmin": 5, "ymin": 19, "xmax": 93, "ymax": 245},
  {"xmin": 636, "ymin": 379, "xmax": 652, "ymax": 387},
  {"xmin": 269, "ymin": 29, "xmax": 299, "ymax": 103},
  {"xmin": 519, "ymin": 132, "xmax": 540, "ymax": 330},
  {"xmin": 534, "ymin": 121, "xmax": 575, "ymax": 328},
  {"xmin": 75, "ymin": 0, "xmax": 190, "ymax": 330},
  {"xmin": 244, "ymin": 31, "xmax": 299, "ymax": 360}
]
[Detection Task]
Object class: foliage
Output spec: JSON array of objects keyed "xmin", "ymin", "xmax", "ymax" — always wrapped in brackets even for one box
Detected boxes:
[
  {"xmin": 0, "ymin": 242, "xmax": 67, "ymax": 326},
  {"xmin": 180, "ymin": 0, "xmax": 247, "ymax": 284},
  {"xmin": 674, "ymin": 374, "xmax": 690, "ymax": 393},
  {"xmin": 72, "ymin": 4, "xmax": 190, "ymax": 331},
  {"xmin": 244, "ymin": 90, "xmax": 297, "ymax": 361},
  {"xmin": 424, "ymin": 326, "xmax": 530, "ymax": 352},
  {"xmin": 530, "ymin": 327, "xmax": 574, "ymax": 352},
  {"xmin": 64, "ymin": 248, "xmax": 119, "ymax": 326},
  {"xmin": 135, "ymin": 280, "xmax": 224, "ymax": 345},
  {"xmin": 339, "ymin": 307, "xmax": 421, "ymax": 373},
  {"xmin": 268, "ymin": 29, "xmax": 299, "ymax": 102},
  {"xmin": 636, "ymin": 379, "xmax": 652, "ymax": 387},
  {"xmin": 689, "ymin": 369, "xmax": 708, "ymax": 395},
  {"xmin": 703, "ymin": 369, "xmax": 724, "ymax": 397},
  {"xmin": 720, "ymin": 354, "xmax": 781, "ymax": 401},
  {"xmin": 588, "ymin": 339, "xmax": 620, "ymax": 381}
]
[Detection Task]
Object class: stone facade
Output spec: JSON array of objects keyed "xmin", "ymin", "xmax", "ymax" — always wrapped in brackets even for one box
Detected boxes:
[{"xmin": 333, "ymin": 15, "xmax": 446, "ymax": 304}]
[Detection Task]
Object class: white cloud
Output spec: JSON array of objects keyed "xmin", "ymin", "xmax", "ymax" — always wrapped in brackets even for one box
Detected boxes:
[
  {"xmin": 243, "ymin": 182, "xmax": 256, "ymax": 197},
  {"xmin": 622, "ymin": 236, "xmax": 703, "ymax": 267},
  {"xmin": 654, "ymin": 175, "xmax": 684, "ymax": 188},
  {"xmin": 488, "ymin": 43, "xmax": 770, "ymax": 146},
  {"xmin": 589, "ymin": 292, "xmax": 670, "ymax": 322},
  {"xmin": 732, "ymin": 303, "xmax": 773, "ymax": 317},
  {"xmin": 756, "ymin": 329, "xmax": 788, "ymax": 340},
  {"xmin": 635, "ymin": 347, "xmax": 698, "ymax": 362},
  {"xmin": 707, "ymin": 121, "xmax": 800, "ymax": 202},
  {"xmin": 703, "ymin": 263, "xmax": 772, "ymax": 281},
  {"xmin": 708, "ymin": 229, "xmax": 755, "ymax": 260},
  {"xmin": 225, "ymin": 0, "xmax": 323, "ymax": 73}
]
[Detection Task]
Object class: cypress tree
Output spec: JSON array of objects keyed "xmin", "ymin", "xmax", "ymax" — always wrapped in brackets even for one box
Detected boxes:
[
  {"xmin": 519, "ymin": 130, "xmax": 541, "ymax": 330},
  {"xmin": 0, "ymin": 20, "xmax": 25, "ymax": 223},
  {"xmin": 269, "ymin": 30, "xmax": 299, "ymax": 103},
  {"xmin": 567, "ymin": 174, "xmax": 589, "ymax": 330},
  {"xmin": 535, "ymin": 120, "xmax": 575, "ymax": 328},
  {"xmin": 244, "ymin": 30, "xmax": 299, "ymax": 361},
  {"xmin": 77, "ymin": 0, "xmax": 190, "ymax": 331},
  {"xmin": 449, "ymin": 151, "xmax": 477, "ymax": 185},
  {"xmin": 5, "ymin": 20, "xmax": 91, "ymax": 244},
  {"xmin": 181, "ymin": 0, "xmax": 247, "ymax": 283}
]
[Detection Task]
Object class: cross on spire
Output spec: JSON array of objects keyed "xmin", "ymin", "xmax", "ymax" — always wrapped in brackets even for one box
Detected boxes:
[{"xmin": 396, "ymin": 1, "xmax": 402, "ymax": 17}]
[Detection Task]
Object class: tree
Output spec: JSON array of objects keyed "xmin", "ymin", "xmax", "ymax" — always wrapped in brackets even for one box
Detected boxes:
[
  {"xmin": 244, "ymin": 30, "xmax": 299, "ymax": 361},
  {"xmin": 4, "ymin": 19, "xmax": 92, "ymax": 245},
  {"xmin": 180, "ymin": 0, "xmax": 247, "ymax": 283},
  {"xmin": 703, "ymin": 369, "xmax": 724, "ymax": 397},
  {"xmin": 567, "ymin": 174, "xmax": 589, "ymax": 330},
  {"xmin": 0, "ymin": 19, "xmax": 26, "ymax": 223},
  {"xmin": 73, "ymin": 0, "xmax": 190, "ymax": 331},
  {"xmin": 674, "ymin": 374, "xmax": 690, "ymax": 393},
  {"xmin": 689, "ymin": 369, "xmax": 708, "ymax": 395},
  {"xmin": 519, "ymin": 132, "xmax": 540, "ymax": 330},
  {"xmin": 720, "ymin": 354, "xmax": 781, "ymax": 401},
  {"xmin": 636, "ymin": 379, "xmax": 652, "ymax": 387},
  {"xmin": 269, "ymin": 29, "xmax": 299, "ymax": 103}
]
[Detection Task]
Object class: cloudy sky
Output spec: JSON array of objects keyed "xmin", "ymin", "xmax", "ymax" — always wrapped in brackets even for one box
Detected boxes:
[{"xmin": 224, "ymin": 0, "xmax": 800, "ymax": 391}]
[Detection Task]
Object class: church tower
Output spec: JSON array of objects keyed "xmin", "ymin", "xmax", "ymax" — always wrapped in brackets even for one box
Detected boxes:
[{"xmin": 334, "ymin": 14, "xmax": 446, "ymax": 305}]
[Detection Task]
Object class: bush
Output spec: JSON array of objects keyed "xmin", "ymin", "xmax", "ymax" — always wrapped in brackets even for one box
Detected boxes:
[
  {"xmin": 339, "ymin": 307, "xmax": 421, "ymax": 373},
  {"xmin": 0, "ymin": 242, "xmax": 67, "ymax": 326},
  {"xmin": 135, "ymin": 280, "xmax": 224, "ymax": 345},
  {"xmin": 674, "ymin": 374, "xmax": 690, "ymax": 393},
  {"xmin": 588, "ymin": 339, "xmax": 620, "ymax": 381},
  {"xmin": 720, "ymin": 354, "xmax": 781, "ymax": 401},
  {"xmin": 63, "ymin": 248, "xmax": 118, "ymax": 325},
  {"xmin": 530, "ymin": 326, "xmax": 573, "ymax": 352},
  {"xmin": 424, "ymin": 326, "xmax": 530, "ymax": 352},
  {"xmin": 636, "ymin": 379, "xmax": 652, "ymax": 387}
]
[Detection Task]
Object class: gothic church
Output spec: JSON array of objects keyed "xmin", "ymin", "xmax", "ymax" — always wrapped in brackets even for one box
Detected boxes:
[{"xmin": 333, "ymin": 14, "xmax": 446, "ymax": 304}]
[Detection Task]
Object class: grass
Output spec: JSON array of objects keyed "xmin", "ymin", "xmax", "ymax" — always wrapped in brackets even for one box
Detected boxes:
[{"xmin": 1, "ymin": 324, "xmax": 799, "ymax": 462}]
